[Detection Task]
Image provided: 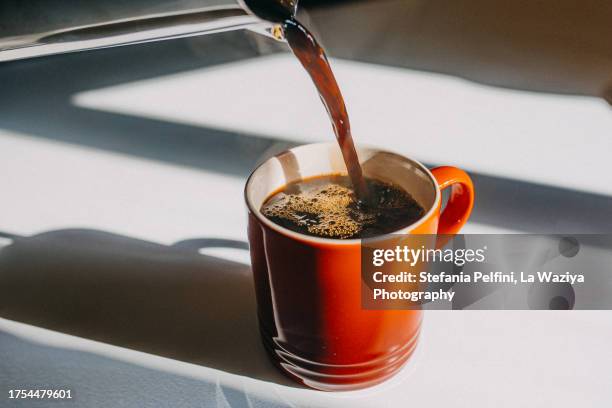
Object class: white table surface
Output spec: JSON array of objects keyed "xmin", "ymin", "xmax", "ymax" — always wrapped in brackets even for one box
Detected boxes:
[{"xmin": 1, "ymin": 46, "xmax": 612, "ymax": 407}]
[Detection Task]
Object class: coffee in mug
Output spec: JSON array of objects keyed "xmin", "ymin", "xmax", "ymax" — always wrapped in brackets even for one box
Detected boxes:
[{"xmin": 261, "ymin": 175, "xmax": 425, "ymax": 239}]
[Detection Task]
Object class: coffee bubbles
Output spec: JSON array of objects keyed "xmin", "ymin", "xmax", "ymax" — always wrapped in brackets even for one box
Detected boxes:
[{"xmin": 262, "ymin": 175, "xmax": 425, "ymax": 239}]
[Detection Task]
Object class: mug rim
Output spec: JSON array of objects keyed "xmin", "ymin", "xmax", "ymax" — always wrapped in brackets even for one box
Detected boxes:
[{"xmin": 244, "ymin": 142, "xmax": 441, "ymax": 246}]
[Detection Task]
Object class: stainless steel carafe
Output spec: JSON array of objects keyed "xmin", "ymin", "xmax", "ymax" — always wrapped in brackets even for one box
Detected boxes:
[{"xmin": 0, "ymin": 0, "xmax": 297, "ymax": 62}]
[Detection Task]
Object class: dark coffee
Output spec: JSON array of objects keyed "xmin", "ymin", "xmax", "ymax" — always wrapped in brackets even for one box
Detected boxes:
[
  {"xmin": 245, "ymin": 2, "xmax": 390, "ymax": 203},
  {"xmin": 246, "ymin": 0, "xmax": 369, "ymax": 201},
  {"xmin": 282, "ymin": 20, "xmax": 368, "ymax": 201},
  {"xmin": 261, "ymin": 175, "xmax": 425, "ymax": 239}
]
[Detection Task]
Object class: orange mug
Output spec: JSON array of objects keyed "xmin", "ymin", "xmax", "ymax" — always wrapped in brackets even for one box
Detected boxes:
[{"xmin": 245, "ymin": 143, "xmax": 474, "ymax": 390}]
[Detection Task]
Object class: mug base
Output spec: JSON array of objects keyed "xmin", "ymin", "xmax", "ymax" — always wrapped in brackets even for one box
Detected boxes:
[{"xmin": 259, "ymin": 325, "xmax": 420, "ymax": 392}]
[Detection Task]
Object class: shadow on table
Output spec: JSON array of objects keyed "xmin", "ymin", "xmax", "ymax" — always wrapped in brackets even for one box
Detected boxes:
[{"xmin": 0, "ymin": 228, "xmax": 296, "ymax": 387}]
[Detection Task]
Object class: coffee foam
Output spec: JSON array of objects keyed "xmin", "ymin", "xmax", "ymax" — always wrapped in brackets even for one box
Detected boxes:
[{"xmin": 262, "ymin": 183, "xmax": 371, "ymax": 238}]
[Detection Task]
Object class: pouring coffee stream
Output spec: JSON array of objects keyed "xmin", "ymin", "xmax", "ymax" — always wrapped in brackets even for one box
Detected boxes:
[
  {"xmin": 281, "ymin": 18, "xmax": 370, "ymax": 202},
  {"xmin": 243, "ymin": 0, "xmax": 369, "ymax": 201}
]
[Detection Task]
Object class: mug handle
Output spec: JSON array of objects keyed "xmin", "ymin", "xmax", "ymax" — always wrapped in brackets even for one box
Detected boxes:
[{"xmin": 431, "ymin": 166, "xmax": 474, "ymax": 236}]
